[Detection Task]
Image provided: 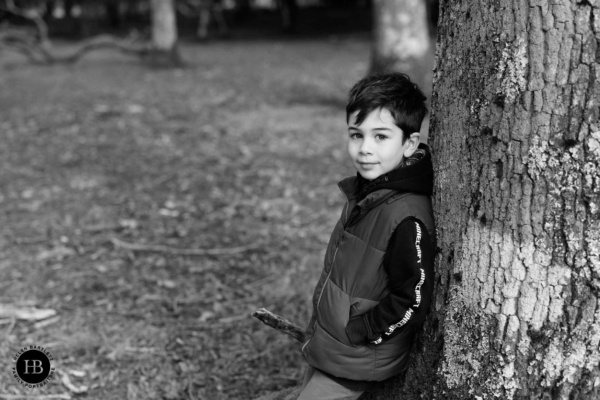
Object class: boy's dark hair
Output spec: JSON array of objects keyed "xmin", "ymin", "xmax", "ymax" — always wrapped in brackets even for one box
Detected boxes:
[{"xmin": 346, "ymin": 73, "xmax": 428, "ymax": 141}]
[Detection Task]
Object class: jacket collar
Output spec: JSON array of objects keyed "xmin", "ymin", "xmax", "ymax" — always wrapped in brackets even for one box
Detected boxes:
[{"xmin": 338, "ymin": 177, "xmax": 398, "ymax": 211}]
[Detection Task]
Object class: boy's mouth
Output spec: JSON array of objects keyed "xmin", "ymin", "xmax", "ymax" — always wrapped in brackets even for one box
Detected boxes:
[{"xmin": 358, "ymin": 162, "xmax": 379, "ymax": 170}]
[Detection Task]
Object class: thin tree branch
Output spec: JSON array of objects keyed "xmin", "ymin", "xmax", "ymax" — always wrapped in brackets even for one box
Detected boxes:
[
  {"xmin": 251, "ymin": 308, "xmax": 306, "ymax": 343},
  {"xmin": 56, "ymin": 34, "xmax": 151, "ymax": 63},
  {"xmin": 110, "ymin": 237, "xmax": 261, "ymax": 256},
  {"xmin": 2, "ymin": 0, "xmax": 50, "ymax": 45},
  {"xmin": 0, "ymin": 32, "xmax": 47, "ymax": 64},
  {"xmin": 1, "ymin": 29, "xmax": 151, "ymax": 64}
]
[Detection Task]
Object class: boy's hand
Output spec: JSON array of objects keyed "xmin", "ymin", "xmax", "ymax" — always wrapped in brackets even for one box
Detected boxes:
[{"xmin": 345, "ymin": 316, "xmax": 369, "ymax": 345}]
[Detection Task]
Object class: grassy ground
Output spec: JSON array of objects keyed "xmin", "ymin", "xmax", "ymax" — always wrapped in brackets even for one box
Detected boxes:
[{"xmin": 0, "ymin": 35, "xmax": 373, "ymax": 399}]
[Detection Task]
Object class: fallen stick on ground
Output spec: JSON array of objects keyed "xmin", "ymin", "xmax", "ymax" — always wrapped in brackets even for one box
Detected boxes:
[
  {"xmin": 0, "ymin": 305, "xmax": 56, "ymax": 321},
  {"xmin": 110, "ymin": 237, "xmax": 260, "ymax": 256},
  {"xmin": 251, "ymin": 308, "xmax": 306, "ymax": 343}
]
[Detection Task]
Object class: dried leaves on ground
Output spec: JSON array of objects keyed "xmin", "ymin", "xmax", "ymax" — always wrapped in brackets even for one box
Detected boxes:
[{"xmin": 0, "ymin": 37, "xmax": 369, "ymax": 399}]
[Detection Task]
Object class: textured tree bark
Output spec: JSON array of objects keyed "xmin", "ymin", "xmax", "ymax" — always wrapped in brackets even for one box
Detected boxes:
[
  {"xmin": 369, "ymin": 0, "xmax": 431, "ymax": 88},
  {"xmin": 366, "ymin": 1, "xmax": 600, "ymax": 399},
  {"xmin": 149, "ymin": 0, "xmax": 182, "ymax": 67}
]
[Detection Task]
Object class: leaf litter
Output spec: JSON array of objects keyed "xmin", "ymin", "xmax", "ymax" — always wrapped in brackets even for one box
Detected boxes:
[{"xmin": 0, "ymin": 37, "xmax": 369, "ymax": 399}]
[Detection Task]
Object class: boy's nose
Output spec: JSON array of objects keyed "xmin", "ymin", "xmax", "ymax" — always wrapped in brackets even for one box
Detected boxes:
[{"xmin": 359, "ymin": 140, "xmax": 373, "ymax": 155}]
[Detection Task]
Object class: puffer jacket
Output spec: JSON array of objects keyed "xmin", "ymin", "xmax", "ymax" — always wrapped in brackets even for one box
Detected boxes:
[{"xmin": 301, "ymin": 144, "xmax": 435, "ymax": 382}]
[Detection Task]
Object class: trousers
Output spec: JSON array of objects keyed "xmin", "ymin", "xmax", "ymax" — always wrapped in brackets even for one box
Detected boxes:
[{"xmin": 296, "ymin": 367, "xmax": 364, "ymax": 400}]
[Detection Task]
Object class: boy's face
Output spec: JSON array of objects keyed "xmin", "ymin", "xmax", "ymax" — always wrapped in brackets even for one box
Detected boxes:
[{"xmin": 347, "ymin": 107, "xmax": 418, "ymax": 180}]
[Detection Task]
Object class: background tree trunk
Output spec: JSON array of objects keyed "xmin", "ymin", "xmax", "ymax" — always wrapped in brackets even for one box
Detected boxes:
[
  {"xmin": 105, "ymin": 0, "xmax": 122, "ymax": 29},
  {"xmin": 366, "ymin": 1, "xmax": 600, "ymax": 399},
  {"xmin": 149, "ymin": 0, "xmax": 181, "ymax": 66},
  {"xmin": 278, "ymin": 0, "xmax": 298, "ymax": 34},
  {"xmin": 369, "ymin": 0, "xmax": 431, "ymax": 88}
]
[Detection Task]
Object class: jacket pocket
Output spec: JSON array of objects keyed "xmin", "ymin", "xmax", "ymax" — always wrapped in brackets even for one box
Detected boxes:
[
  {"xmin": 348, "ymin": 297, "xmax": 380, "ymax": 319},
  {"xmin": 303, "ymin": 322, "xmax": 378, "ymax": 381}
]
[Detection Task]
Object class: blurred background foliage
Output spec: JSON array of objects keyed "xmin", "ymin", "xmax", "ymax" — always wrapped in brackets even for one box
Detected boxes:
[
  {"xmin": 0, "ymin": 0, "xmax": 439, "ymax": 37},
  {"xmin": 0, "ymin": 0, "xmax": 438, "ymax": 67}
]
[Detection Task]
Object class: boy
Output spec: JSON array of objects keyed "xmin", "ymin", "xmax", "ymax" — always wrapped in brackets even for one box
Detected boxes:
[{"xmin": 298, "ymin": 73, "xmax": 435, "ymax": 399}]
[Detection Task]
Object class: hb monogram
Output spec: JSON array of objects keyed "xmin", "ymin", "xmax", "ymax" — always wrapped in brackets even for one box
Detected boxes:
[
  {"xmin": 22, "ymin": 359, "xmax": 44, "ymax": 374},
  {"xmin": 14, "ymin": 348, "xmax": 52, "ymax": 385}
]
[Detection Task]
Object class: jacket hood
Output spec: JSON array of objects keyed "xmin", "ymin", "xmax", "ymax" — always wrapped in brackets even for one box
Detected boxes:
[{"xmin": 339, "ymin": 143, "xmax": 434, "ymax": 201}]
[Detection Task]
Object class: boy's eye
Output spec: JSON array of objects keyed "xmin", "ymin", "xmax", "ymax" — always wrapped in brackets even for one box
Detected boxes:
[
  {"xmin": 350, "ymin": 133, "xmax": 362, "ymax": 139},
  {"xmin": 375, "ymin": 134, "xmax": 388, "ymax": 140}
]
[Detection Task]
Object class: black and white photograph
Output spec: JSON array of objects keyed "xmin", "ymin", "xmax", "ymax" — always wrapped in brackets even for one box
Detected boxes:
[{"xmin": 0, "ymin": 0, "xmax": 598, "ymax": 399}]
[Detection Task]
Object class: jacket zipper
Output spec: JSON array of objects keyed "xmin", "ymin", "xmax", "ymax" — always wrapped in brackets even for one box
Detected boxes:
[{"xmin": 302, "ymin": 240, "xmax": 342, "ymax": 353}]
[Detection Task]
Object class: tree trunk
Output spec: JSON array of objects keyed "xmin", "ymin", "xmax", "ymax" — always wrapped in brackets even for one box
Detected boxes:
[
  {"xmin": 426, "ymin": 0, "xmax": 439, "ymax": 38},
  {"xmin": 278, "ymin": 0, "xmax": 298, "ymax": 34},
  {"xmin": 369, "ymin": 0, "xmax": 431, "ymax": 88},
  {"xmin": 366, "ymin": 1, "xmax": 600, "ymax": 399},
  {"xmin": 105, "ymin": 0, "xmax": 122, "ymax": 29},
  {"xmin": 148, "ymin": 0, "xmax": 182, "ymax": 67}
]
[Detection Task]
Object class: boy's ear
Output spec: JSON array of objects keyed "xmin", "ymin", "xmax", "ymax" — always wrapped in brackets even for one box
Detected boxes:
[{"xmin": 403, "ymin": 132, "xmax": 421, "ymax": 157}]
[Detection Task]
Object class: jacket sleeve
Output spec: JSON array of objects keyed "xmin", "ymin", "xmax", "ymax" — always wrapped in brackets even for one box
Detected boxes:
[{"xmin": 346, "ymin": 217, "xmax": 433, "ymax": 345}]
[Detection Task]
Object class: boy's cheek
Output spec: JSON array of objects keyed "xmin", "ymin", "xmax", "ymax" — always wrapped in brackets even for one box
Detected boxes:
[{"xmin": 347, "ymin": 143, "xmax": 357, "ymax": 159}]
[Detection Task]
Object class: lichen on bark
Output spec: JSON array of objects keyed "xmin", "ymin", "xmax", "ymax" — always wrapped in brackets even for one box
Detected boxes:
[{"xmin": 496, "ymin": 37, "xmax": 528, "ymax": 104}]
